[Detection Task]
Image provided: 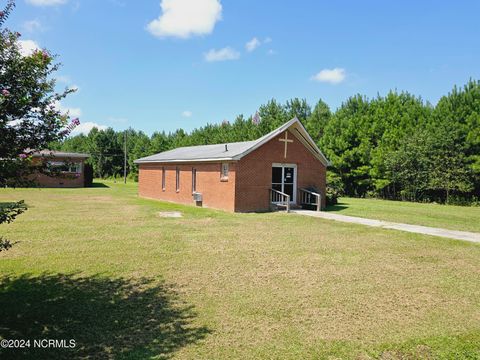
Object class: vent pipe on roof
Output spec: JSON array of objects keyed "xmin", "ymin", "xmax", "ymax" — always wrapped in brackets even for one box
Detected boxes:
[{"xmin": 225, "ymin": 144, "xmax": 228, "ymax": 152}]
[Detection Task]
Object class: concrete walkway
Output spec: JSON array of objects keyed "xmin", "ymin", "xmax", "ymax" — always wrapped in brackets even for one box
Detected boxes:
[{"xmin": 290, "ymin": 210, "xmax": 480, "ymax": 243}]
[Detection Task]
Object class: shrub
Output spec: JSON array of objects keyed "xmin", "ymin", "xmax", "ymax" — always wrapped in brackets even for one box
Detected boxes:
[{"xmin": 326, "ymin": 173, "xmax": 343, "ymax": 206}]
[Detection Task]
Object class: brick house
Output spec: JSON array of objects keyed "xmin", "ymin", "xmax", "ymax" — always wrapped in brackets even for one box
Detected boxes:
[
  {"xmin": 135, "ymin": 118, "xmax": 329, "ymax": 212},
  {"xmin": 31, "ymin": 150, "xmax": 89, "ymax": 188}
]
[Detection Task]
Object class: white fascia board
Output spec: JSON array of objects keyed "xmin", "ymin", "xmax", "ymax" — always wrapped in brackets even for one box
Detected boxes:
[
  {"xmin": 290, "ymin": 123, "xmax": 331, "ymax": 166},
  {"xmin": 233, "ymin": 117, "xmax": 330, "ymax": 167},
  {"xmin": 134, "ymin": 157, "xmax": 235, "ymax": 164},
  {"xmin": 232, "ymin": 118, "xmax": 298, "ymax": 160}
]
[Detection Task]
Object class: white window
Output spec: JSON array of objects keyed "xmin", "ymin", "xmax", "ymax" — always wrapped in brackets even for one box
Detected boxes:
[
  {"xmin": 176, "ymin": 167, "xmax": 180, "ymax": 192},
  {"xmin": 162, "ymin": 167, "xmax": 166, "ymax": 191},
  {"xmin": 192, "ymin": 168, "xmax": 197, "ymax": 193},
  {"xmin": 48, "ymin": 161, "xmax": 81, "ymax": 173},
  {"xmin": 221, "ymin": 163, "xmax": 229, "ymax": 180}
]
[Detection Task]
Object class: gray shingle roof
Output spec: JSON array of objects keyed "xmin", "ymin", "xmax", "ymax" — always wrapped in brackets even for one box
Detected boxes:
[
  {"xmin": 135, "ymin": 118, "xmax": 330, "ymax": 165},
  {"xmin": 32, "ymin": 150, "xmax": 90, "ymax": 159},
  {"xmin": 135, "ymin": 140, "xmax": 257, "ymax": 163}
]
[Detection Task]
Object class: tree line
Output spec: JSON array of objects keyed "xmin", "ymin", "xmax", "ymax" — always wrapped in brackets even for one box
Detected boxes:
[{"xmin": 55, "ymin": 79, "xmax": 480, "ymax": 205}]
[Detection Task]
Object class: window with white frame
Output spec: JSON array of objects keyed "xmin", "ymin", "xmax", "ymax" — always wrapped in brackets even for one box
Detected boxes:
[
  {"xmin": 221, "ymin": 163, "xmax": 229, "ymax": 180},
  {"xmin": 192, "ymin": 168, "xmax": 197, "ymax": 193},
  {"xmin": 176, "ymin": 167, "xmax": 180, "ymax": 192},
  {"xmin": 48, "ymin": 161, "xmax": 81, "ymax": 173},
  {"xmin": 162, "ymin": 167, "xmax": 166, "ymax": 191}
]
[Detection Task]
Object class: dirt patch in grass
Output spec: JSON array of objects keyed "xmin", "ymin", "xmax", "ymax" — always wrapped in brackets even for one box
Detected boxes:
[{"xmin": 158, "ymin": 211, "xmax": 183, "ymax": 218}]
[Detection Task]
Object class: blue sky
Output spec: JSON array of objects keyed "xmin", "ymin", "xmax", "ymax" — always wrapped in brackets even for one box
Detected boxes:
[{"xmin": 8, "ymin": 0, "xmax": 480, "ymax": 135}]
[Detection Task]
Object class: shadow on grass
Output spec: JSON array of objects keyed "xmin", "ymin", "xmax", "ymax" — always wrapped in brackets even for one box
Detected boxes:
[
  {"xmin": 90, "ymin": 182, "xmax": 110, "ymax": 188},
  {"xmin": 325, "ymin": 203, "xmax": 349, "ymax": 212},
  {"xmin": 0, "ymin": 273, "xmax": 211, "ymax": 359}
]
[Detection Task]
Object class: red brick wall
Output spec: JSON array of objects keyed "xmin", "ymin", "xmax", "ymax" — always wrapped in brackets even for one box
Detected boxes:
[
  {"xmin": 138, "ymin": 162, "xmax": 236, "ymax": 211},
  {"xmin": 235, "ymin": 130, "xmax": 327, "ymax": 212},
  {"xmin": 32, "ymin": 158, "xmax": 85, "ymax": 188},
  {"xmin": 137, "ymin": 130, "xmax": 327, "ymax": 212}
]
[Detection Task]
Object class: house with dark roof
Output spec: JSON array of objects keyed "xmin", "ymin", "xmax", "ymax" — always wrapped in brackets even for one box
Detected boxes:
[{"xmin": 134, "ymin": 118, "xmax": 329, "ymax": 212}]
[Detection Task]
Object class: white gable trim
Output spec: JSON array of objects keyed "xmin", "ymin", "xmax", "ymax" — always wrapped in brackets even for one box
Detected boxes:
[
  {"xmin": 233, "ymin": 117, "xmax": 330, "ymax": 166},
  {"xmin": 290, "ymin": 122, "xmax": 330, "ymax": 166}
]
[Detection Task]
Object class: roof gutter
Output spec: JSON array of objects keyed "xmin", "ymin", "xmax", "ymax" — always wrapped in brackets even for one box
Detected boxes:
[{"xmin": 134, "ymin": 157, "xmax": 236, "ymax": 164}]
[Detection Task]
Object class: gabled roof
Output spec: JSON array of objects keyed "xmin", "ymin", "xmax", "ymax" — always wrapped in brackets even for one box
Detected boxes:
[{"xmin": 134, "ymin": 118, "xmax": 330, "ymax": 166}]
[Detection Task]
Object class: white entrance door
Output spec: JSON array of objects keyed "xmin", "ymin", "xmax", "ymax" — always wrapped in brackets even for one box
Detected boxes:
[{"xmin": 271, "ymin": 163, "xmax": 297, "ymax": 203}]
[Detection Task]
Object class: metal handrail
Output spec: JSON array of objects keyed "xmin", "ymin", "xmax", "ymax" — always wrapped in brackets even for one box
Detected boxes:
[
  {"xmin": 269, "ymin": 188, "xmax": 290, "ymax": 212},
  {"xmin": 299, "ymin": 188, "xmax": 321, "ymax": 211}
]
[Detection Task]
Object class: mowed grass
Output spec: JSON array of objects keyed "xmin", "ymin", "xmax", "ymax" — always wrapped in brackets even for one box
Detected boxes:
[
  {"xmin": 0, "ymin": 181, "xmax": 479, "ymax": 359},
  {"xmin": 328, "ymin": 197, "xmax": 480, "ymax": 233}
]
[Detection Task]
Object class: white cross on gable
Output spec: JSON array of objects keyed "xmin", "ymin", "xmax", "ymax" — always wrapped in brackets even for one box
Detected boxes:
[{"xmin": 279, "ymin": 131, "xmax": 293, "ymax": 158}]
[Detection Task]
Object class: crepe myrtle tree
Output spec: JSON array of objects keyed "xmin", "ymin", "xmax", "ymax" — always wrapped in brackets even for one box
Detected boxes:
[{"xmin": 0, "ymin": 0, "xmax": 79, "ymax": 251}]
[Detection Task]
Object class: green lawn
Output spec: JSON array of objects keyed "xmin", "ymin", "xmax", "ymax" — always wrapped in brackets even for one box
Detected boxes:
[
  {"xmin": 328, "ymin": 197, "xmax": 480, "ymax": 233},
  {"xmin": 0, "ymin": 181, "xmax": 479, "ymax": 359}
]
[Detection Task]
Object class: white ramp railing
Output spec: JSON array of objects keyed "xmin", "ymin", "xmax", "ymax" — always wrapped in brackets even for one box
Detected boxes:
[
  {"xmin": 299, "ymin": 188, "xmax": 321, "ymax": 211},
  {"xmin": 269, "ymin": 188, "xmax": 290, "ymax": 212}
]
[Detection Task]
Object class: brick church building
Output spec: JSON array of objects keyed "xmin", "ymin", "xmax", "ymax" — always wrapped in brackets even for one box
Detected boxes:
[{"xmin": 135, "ymin": 118, "xmax": 329, "ymax": 212}]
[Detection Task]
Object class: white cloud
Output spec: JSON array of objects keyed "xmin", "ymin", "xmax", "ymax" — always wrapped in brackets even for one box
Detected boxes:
[
  {"xmin": 245, "ymin": 37, "xmax": 260, "ymax": 52},
  {"xmin": 267, "ymin": 49, "xmax": 276, "ymax": 55},
  {"xmin": 70, "ymin": 122, "xmax": 108, "ymax": 135},
  {"xmin": 56, "ymin": 75, "xmax": 71, "ymax": 84},
  {"xmin": 23, "ymin": 19, "xmax": 43, "ymax": 33},
  {"xmin": 245, "ymin": 36, "xmax": 272, "ymax": 53},
  {"xmin": 147, "ymin": 0, "xmax": 222, "ymax": 39},
  {"xmin": 54, "ymin": 76, "xmax": 79, "ymax": 92},
  {"xmin": 181, "ymin": 110, "xmax": 192, "ymax": 117},
  {"xmin": 54, "ymin": 101, "xmax": 82, "ymax": 118},
  {"xmin": 17, "ymin": 39, "xmax": 40, "ymax": 56},
  {"xmin": 62, "ymin": 106, "xmax": 81, "ymax": 118},
  {"xmin": 204, "ymin": 47, "xmax": 240, "ymax": 62},
  {"xmin": 311, "ymin": 68, "xmax": 346, "ymax": 84},
  {"xmin": 26, "ymin": 0, "xmax": 67, "ymax": 6}
]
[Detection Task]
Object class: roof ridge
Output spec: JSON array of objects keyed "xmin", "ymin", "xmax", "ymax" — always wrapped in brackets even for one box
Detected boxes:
[
  {"xmin": 165, "ymin": 139, "xmax": 257, "ymax": 150},
  {"xmin": 134, "ymin": 117, "xmax": 330, "ymax": 166}
]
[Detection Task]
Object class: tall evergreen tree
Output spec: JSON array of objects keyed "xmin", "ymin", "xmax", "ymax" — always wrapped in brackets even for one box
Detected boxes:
[
  {"xmin": 285, "ymin": 98, "xmax": 311, "ymax": 123},
  {"xmin": 305, "ymin": 99, "xmax": 331, "ymax": 143}
]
